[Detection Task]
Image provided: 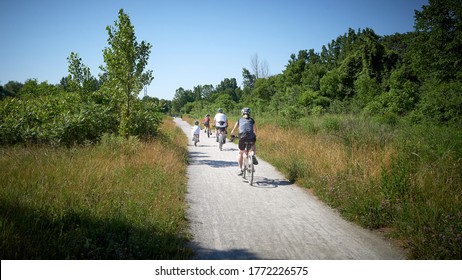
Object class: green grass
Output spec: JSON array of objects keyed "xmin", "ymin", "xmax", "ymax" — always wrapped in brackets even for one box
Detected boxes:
[{"xmin": 0, "ymin": 117, "xmax": 192, "ymax": 259}]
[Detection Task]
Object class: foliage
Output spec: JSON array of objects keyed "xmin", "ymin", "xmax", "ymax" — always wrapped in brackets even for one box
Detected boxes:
[
  {"xmin": 0, "ymin": 93, "xmax": 117, "ymax": 146},
  {"xmin": 101, "ymin": 9, "xmax": 154, "ymax": 138},
  {"xmin": 174, "ymin": 0, "xmax": 461, "ymax": 129}
]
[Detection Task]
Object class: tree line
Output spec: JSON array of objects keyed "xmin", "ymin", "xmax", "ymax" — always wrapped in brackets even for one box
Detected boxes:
[
  {"xmin": 1, "ymin": 9, "xmax": 169, "ymax": 145},
  {"xmin": 172, "ymin": 0, "xmax": 461, "ymax": 127}
]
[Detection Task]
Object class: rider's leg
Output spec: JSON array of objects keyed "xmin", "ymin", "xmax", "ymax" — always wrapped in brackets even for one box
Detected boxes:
[
  {"xmin": 251, "ymin": 141, "xmax": 258, "ymax": 165},
  {"xmin": 237, "ymin": 149, "xmax": 244, "ymax": 174},
  {"xmin": 238, "ymin": 150, "xmax": 244, "ymax": 169}
]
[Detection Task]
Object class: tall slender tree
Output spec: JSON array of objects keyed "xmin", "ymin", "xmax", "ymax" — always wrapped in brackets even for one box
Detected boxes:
[{"xmin": 101, "ymin": 9, "xmax": 154, "ymax": 138}]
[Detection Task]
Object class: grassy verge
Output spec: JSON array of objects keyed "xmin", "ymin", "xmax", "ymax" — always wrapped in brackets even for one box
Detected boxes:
[
  {"xmin": 0, "ymin": 117, "xmax": 192, "ymax": 259},
  {"xmin": 256, "ymin": 114, "xmax": 461, "ymax": 259}
]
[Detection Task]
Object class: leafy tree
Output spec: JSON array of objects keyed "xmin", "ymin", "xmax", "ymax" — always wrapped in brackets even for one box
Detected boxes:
[
  {"xmin": 252, "ymin": 76, "xmax": 278, "ymax": 105},
  {"xmin": 200, "ymin": 84, "xmax": 215, "ymax": 100},
  {"xmin": 302, "ymin": 63, "xmax": 327, "ymax": 91},
  {"xmin": 319, "ymin": 68, "xmax": 342, "ymax": 99},
  {"xmin": 172, "ymin": 87, "xmax": 193, "ymax": 114},
  {"xmin": 13, "ymin": 80, "xmax": 60, "ymax": 98},
  {"xmin": 213, "ymin": 94, "xmax": 235, "ymax": 113},
  {"xmin": 283, "ymin": 50, "xmax": 309, "ymax": 86},
  {"xmin": 411, "ymin": 0, "xmax": 462, "ymax": 81},
  {"xmin": 215, "ymin": 78, "xmax": 239, "ymax": 102},
  {"xmin": 1, "ymin": 81, "xmax": 23, "ymax": 99},
  {"xmin": 354, "ymin": 71, "xmax": 382, "ymax": 106},
  {"xmin": 417, "ymin": 80, "xmax": 462, "ymax": 125},
  {"xmin": 67, "ymin": 52, "xmax": 99, "ymax": 99},
  {"xmin": 242, "ymin": 68, "xmax": 256, "ymax": 90},
  {"xmin": 101, "ymin": 9, "xmax": 154, "ymax": 138}
]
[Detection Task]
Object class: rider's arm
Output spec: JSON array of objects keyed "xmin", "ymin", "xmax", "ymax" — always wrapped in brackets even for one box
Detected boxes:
[{"xmin": 230, "ymin": 121, "xmax": 239, "ymax": 135}]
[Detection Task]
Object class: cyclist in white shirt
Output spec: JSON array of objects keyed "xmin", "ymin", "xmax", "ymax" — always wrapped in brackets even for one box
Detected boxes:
[
  {"xmin": 212, "ymin": 108, "xmax": 228, "ymax": 142},
  {"xmin": 191, "ymin": 120, "xmax": 201, "ymax": 142}
]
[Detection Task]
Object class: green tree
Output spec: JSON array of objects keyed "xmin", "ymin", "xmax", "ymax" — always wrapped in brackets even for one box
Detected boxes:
[
  {"xmin": 283, "ymin": 50, "xmax": 309, "ymax": 86},
  {"xmin": 242, "ymin": 68, "xmax": 256, "ymax": 90},
  {"xmin": 411, "ymin": 0, "xmax": 462, "ymax": 81},
  {"xmin": 1, "ymin": 81, "xmax": 23, "ymax": 99},
  {"xmin": 354, "ymin": 71, "xmax": 382, "ymax": 106},
  {"xmin": 215, "ymin": 78, "xmax": 240, "ymax": 102},
  {"xmin": 101, "ymin": 9, "xmax": 154, "ymax": 138},
  {"xmin": 67, "ymin": 52, "xmax": 99, "ymax": 99},
  {"xmin": 172, "ymin": 87, "xmax": 194, "ymax": 114}
]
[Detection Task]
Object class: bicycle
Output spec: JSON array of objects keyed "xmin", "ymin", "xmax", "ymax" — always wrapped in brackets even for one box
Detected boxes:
[
  {"xmin": 231, "ymin": 135, "xmax": 255, "ymax": 186},
  {"xmin": 216, "ymin": 127, "xmax": 226, "ymax": 151},
  {"xmin": 192, "ymin": 134, "xmax": 199, "ymax": 146},
  {"xmin": 242, "ymin": 141, "xmax": 255, "ymax": 185},
  {"xmin": 204, "ymin": 126, "xmax": 211, "ymax": 138}
]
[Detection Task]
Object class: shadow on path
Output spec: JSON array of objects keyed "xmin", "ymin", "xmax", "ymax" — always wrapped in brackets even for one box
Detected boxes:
[
  {"xmin": 192, "ymin": 159, "xmax": 237, "ymax": 168},
  {"xmin": 188, "ymin": 242, "xmax": 260, "ymax": 260},
  {"xmin": 245, "ymin": 176, "xmax": 293, "ymax": 188},
  {"xmin": 188, "ymin": 151, "xmax": 237, "ymax": 168}
]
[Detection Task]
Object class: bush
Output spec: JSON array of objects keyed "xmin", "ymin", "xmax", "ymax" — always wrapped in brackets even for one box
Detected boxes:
[{"xmin": 0, "ymin": 92, "xmax": 163, "ymax": 146}]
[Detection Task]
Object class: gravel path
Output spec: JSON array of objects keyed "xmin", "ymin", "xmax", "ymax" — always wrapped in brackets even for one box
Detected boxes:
[{"xmin": 174, "ymin": 117, "xmax": 405, "ymax": 260}]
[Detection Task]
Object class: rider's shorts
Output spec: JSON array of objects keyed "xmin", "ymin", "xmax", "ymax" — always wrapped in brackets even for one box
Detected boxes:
[{"xmin": 238, "ymin": 137, "xmax": 256, "ymax": 151}]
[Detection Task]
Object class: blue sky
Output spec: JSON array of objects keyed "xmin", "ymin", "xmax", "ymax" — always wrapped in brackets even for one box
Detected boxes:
[{"xmin": 0, "ymin": 0, "xmax": 428, "ymax": 100}]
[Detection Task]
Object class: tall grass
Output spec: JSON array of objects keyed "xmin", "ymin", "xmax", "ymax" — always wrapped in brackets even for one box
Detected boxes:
[
  {"xmin": 257, "ymin": 114, "xmax": 462, "ymax": 259},
  {"xmin": 0, "ymin": 117, "xmax": 192, "ymax": 259}
]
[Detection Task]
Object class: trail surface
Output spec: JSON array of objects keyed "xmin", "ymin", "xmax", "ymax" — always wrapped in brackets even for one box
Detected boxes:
[{"xmin": 174, "ymin": 117, "xmax": 404, "ymax": 260}]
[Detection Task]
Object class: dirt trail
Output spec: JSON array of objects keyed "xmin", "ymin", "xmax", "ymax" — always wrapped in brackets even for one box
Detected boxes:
[{"xmin": 174, "ymin": 117, "xmax": 405, "ymax": 260}]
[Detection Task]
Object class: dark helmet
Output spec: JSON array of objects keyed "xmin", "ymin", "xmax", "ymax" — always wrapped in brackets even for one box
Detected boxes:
[
  {"xmin": 241, "ymin": 107, "xmax": 251, "ymax": 115},
  {"xmin": 218, "ymin": 108, "xmax": 223, "ymax": 113},
  {"xmin": 194, "ymin": 120, "xmax": 199, "ymax": 125},
  {"xmin": 205, "ymin": 113, "xmax": 210, "ymax": 117}
]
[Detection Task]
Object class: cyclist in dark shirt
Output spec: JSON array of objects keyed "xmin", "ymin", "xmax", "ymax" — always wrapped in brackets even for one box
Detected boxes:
[{"xmin": 230, "ymin": 107, "xmax": 258, "ymax": 175}]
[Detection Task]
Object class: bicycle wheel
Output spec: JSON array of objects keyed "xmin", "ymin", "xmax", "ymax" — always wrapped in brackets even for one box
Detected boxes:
[
  {"xmin": 218, "ymin": 134, "xmax": 223, "ymax": 151},
  {"xmin": 194, "ymin": 135, "xmax": 198, "ymax": 146},
  {"xmin": 248, "ymin": 156, "xmax": 254, "ymax": 185},
  {"xmin": 207, "ymin": 128, "xmax": 210, "ymax": 138}
]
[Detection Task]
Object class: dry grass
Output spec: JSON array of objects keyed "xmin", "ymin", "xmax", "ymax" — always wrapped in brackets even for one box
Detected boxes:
[
  {"xmin": 0, "ymin": 117, "xmax": 191, "ymax": 259},
  {"xmin": 255, "ymin": 115, "xmax": 462, "ymax": 259},
  {"xmin": 257, "ymin": 123, "xmax": 397, "ymax": 187}
]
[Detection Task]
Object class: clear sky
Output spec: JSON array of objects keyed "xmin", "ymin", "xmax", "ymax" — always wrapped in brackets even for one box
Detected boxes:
[{"xmin": 0, "ymin": 0, "xmax": 428, "ymax": 100}]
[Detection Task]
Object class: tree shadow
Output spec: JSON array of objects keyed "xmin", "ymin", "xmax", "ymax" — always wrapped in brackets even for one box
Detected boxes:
[
  {"xmin": 192, "ymin": 160, "xmax": 237, "ymax": 168},
  {"xmin": 188, "ymin": 151, "xmax": 236, "ymax": 168},
  {"xmin": 0, "ymin": 199, "xmax": 192, "ymax": 260},
  {"xmin": 251, "ymin": 177, "xmax": 293, "ymax": 188},
  {"xmin": 188, "ymin": 242, "xmax": 261, "ymax": 260},
  {"xmin": 188, "ymin": 151, "xmax": 209, "ymax": 162}
]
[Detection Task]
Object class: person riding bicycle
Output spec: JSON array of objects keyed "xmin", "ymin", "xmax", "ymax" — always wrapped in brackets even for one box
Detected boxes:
[
  {"xmin": 212, "ymin": 108, "xmax": 228, "ymax": 143},
  {"xmin": 203, "ymin": 113, "xmax": 211, "ymax": 135},
  {"xmin": 191, "ymin": 120, "xmax": 201, "ymax": 143},
  {"xmin": 230, "ymin": 107, "xmax": 258, "ymax": 175}
]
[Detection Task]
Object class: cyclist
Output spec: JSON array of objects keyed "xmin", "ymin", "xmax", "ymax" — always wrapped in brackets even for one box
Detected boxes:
[
  {"xmin": 203, "ymin": 113, "xmax": 211, "ymax": 135},
  {"xmin": 212, "ymin": 108, "xmax": 228, "ymax": 143},
  {"xmin": 230, "ymin": 107, "xmax": 258, "ymax": 175},
  {"xmin": 191, "ymin": 120, "xmax": 201, "ymax": 143}
]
